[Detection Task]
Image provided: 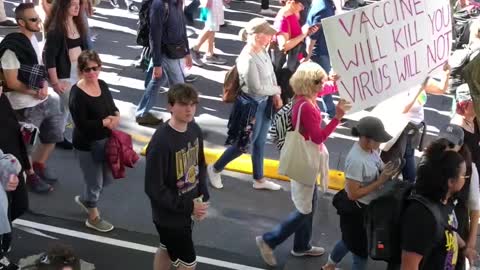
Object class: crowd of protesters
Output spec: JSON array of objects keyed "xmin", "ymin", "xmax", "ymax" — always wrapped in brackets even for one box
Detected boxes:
[{"xmin": 0, "ymin": 0, "xmax": 480, "ymax": 269}]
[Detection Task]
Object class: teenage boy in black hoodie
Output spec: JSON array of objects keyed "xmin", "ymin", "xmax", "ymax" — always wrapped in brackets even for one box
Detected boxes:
[{"xmin": 145, "ymin": 83, "xmax": 209, "ymax": 270}]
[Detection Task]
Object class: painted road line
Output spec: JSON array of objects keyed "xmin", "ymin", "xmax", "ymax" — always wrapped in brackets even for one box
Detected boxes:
[{"xmin": 13, "ymin": 219, "xmax": 266, "ymax": 270}]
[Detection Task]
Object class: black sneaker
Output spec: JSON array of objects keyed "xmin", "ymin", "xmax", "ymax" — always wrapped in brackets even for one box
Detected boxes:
[
  {"xmin": 0, "ymin": 256, "xmax": 18, "ymax": 270},
  {"xmin": 56, "ymin": 137, "xmax": 73, "ymax": 150},
  {"xmin": 136, "ymin": 113, "xmax": 163, "ymax": 126},
  {"xmin": 26, "ymin": 174, "xmax": 53, "ymax": 194},
  {"xmin": 110, "ymin": 0, "xmax": 119, "ymax": 8},
  {"xmin": 33, "ymin": 164, "xmax": 58, "ymax": 185},
  {"xmin": 203, "ymin": 54, "xmax": 227, "ymax": 65},
  {"xmin": 0, "ymin": 20, "xmax": 17, "ymax": 28},
  {"xmin": 185, "ymin": 74, "xmax": 198, "ymax": 83},
  {"xmin": 190, "ymin": 48, "xmax": 204, "ymax": 67}
]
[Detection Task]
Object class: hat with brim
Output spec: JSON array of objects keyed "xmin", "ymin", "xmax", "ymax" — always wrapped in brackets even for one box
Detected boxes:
[
  {"xmin": 245, "ymin": 18, "xmax": 277, "ymax": 36},
  {"xmin": 352, "ymin": 116, "xmax": 392, "ymax": 143},
  {"xmin": 438, "ymin": 124, "xmax": 464, "ymax": 146}
]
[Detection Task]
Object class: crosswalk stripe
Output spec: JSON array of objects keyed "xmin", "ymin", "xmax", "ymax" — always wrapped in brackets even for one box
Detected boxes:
[{"xmin": 13, "ymin": 219, "xmax": 266, "ymax": 270}]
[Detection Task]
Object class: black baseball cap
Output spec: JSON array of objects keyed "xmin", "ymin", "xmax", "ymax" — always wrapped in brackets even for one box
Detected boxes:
[
  {"xmin": 438, "ymin": 124, "xmax": 464, "ymax": 146},
  {"xmin": 352, "ymin": 116, "xmax": 392, "ymax": 143}
]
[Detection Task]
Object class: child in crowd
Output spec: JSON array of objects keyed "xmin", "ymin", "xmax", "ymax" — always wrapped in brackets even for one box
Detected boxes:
[{"xmin": 190, "ymin": 0, "xmax": 228, "ymax": 66}]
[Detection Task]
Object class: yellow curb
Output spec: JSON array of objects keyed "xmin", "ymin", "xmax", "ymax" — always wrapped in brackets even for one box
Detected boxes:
[
  {"xmin": 134, "ymin": 134, "xmax": 345, "ymax": 191},
  {"xmin": 130, "ymin": 130, "xmax": 345, "ymax": 190}
]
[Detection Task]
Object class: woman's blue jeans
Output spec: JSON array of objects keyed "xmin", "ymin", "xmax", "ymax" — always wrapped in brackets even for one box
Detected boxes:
[
  {"xmin": 213, "ymin": 98, "xmax": 270, "ymax": 180},
  {"xmin": 262, "ymin": 189, "xmax": 318, "ymax": 252},
  {"xmin": 329, "ymin": 240, "xmax": 368, "ymax": 270}
]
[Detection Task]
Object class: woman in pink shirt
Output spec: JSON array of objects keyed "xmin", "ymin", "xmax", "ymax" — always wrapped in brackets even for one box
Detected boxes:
[
  {"xmin": 255, "ymin": 62, "xmax": 349, "ymax": 267},
  {"xmin": 273, "ymin": 0, "xmax": 318, "ymax": 103},
  {"xmin": 274, "ymin": 0, "xmax": 318, "ymax": 55}
]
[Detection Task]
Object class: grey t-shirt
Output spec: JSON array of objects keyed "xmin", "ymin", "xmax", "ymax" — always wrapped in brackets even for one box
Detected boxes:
[{"xmin": 344, "ymin": 142, "xmax": 385, "ymax": 205}]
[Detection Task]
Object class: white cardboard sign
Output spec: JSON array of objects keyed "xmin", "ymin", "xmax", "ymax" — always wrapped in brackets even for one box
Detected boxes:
[{"xmin": 323, "ymin": 0, "xmax": 452, "ymax": 113}]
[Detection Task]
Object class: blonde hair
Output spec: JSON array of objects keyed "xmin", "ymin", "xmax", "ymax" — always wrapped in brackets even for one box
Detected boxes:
[{"xmin": 289, "ymin": 62, "xmax": 327, "ymax": 97}]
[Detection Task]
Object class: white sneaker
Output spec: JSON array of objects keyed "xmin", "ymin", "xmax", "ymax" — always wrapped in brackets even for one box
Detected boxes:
[
  {"xmin": 291, "ymin": 246, "xmax": 326, "ymax": 257},
  {"xmin": 260, "ymin": 8, "xmax": 277, "ymax": 16},
  {"xmin": 253, "ymin": 180, "xmax": 281, "ymax": 191},
  {"xmin": 255, "ymin": 236, "xmax": 277, "ymax": 266},
  {"xmin": 207, "ymin": 165, "xmax": 223, "ymax": 189}
]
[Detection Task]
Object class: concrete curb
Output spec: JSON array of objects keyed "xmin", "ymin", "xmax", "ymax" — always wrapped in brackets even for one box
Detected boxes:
[{"xmin": 131, "ymin": 133, "xmax": 346, "ymax": 191}]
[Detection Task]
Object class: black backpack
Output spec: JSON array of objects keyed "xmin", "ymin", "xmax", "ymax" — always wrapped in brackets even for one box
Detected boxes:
[
  {"xmin": 136, "ymin": 0, "xmax": 169, "ymax": 47},
  {"xmin": 365, "ymin": 181, "xmax": 446, "ymax": 263}
]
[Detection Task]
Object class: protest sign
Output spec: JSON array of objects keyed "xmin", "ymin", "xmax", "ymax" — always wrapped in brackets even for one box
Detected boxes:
[{"xmin": 323, "ymin": 0, "xmax": 452, "ymax": 113}]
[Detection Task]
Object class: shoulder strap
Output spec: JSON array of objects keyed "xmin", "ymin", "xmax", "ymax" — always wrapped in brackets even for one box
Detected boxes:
[
  {"xmin": 409, "ymin": 194, "xmax": 448, "ymax": 237},
  {"xmin": 294, "ymin": 101, "xmax": 307, "ymax": 131}
]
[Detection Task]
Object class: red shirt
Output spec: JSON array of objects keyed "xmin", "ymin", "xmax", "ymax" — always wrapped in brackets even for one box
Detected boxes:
[{"xmin": 291, "ymin": 96, "xmax": 339, "ymax": 145}]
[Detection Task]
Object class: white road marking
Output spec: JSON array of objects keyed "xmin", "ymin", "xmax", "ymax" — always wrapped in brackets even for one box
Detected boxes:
[
  {"xmin": 13, "ymin": 224, "xmax": 58, "ymax": 240},
  {"xmin": 14, "ymin": 219, "xmax": 266, "ymax": 270}
]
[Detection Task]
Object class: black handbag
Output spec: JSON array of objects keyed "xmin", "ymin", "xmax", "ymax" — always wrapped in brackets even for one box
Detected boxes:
[
  {"xmin": 270, "ymin": 41, "xmax": 303, "ymax": 72},
  {"xmin": 163, "ymin": 42, "xmax": 188, "ymax": 59},
  {"xmin": 269, "ymin": 18, "xmax": 304, "ymax": 72},
  {"xmin": 332, "ymin": 189, "xmax": 364, "ymax": 216}
]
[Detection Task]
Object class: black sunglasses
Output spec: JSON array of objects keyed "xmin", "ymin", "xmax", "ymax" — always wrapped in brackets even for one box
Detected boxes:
[
  {"xmin": 83, "ymin": 66, "xmax": 100, "ymax": 72},
  {"xmin": 20, "ymin": 17, "xmax": 40, "ymax": 22}
]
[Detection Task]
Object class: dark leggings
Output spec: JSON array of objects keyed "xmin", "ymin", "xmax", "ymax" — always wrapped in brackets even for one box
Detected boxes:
[{"xmin": 1, "ymin": 173, "xmax": 29, "ymax": 256}]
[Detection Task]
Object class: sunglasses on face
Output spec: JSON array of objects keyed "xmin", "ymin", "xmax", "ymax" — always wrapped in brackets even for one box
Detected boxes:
[
  {"xmin": 83, "ymin": 66, "xmax": 100, "ymax": 73},
  {"xmin": 24, "ymin": 17, "xmax": 40, "ymax": 22}
]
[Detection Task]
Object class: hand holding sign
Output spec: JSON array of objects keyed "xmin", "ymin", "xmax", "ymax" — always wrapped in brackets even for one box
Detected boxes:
[{"xmin": 334, "ymin": 99, "xmax": 352, "ymax": 120}]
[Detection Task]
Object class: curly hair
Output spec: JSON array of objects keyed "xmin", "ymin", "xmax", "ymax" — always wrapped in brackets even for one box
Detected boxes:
[
  {"xmin": 77, "ymin": 50, "xmax": 102, "ymax": 73},
  {"xmin": 289, "ymin": 62, "xmax": 327, "ymax": 97},
  {"xmin": 417, "ymin": 141, "xmax": 466, "ymax": 202}
]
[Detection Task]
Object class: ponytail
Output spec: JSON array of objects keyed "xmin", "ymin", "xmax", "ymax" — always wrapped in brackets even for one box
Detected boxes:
[{"xmin": 238, "ymin": 28, "xmax": 248, "ymax": 42}]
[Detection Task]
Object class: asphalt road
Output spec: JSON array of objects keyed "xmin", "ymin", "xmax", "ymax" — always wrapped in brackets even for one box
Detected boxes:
[{"xmin": 1, "ymin": 0, "xmax": 469, "ymax": 269}]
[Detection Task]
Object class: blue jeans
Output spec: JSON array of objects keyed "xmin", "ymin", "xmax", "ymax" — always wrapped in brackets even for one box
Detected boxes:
[
  {"xmin": 213, "ymin": 98, "xmax": 270, "ymax": 180},
  {"xmin": 311, "ymin": 54, "xmax": 335, "ymax": 118},
  {"xmin": 136, "ymin": 57, "xmax": 185, "ymax": 117},
  {"xmin": 262, "ymin": 190, "xmax": 317, "ymax": 252},
  {"xmin": 402, "ymin": 135, "xmax": 416, "ymax": 183},
  {"xmin": 330, "ymin": 240, "xmax": 368, "ymax": 270}
]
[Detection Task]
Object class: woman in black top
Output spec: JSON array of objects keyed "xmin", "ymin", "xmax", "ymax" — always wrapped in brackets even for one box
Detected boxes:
[
  {"xmin": 401, "ymin": 150, "xmax": 467, "ymax": 270},
  {"xmin": 69, "ymin": 50, "xmax": 119, "ymax": 233},
  {"xmin": 44, "ymin": 0, "xmax": 89, "ymax": 149}
]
